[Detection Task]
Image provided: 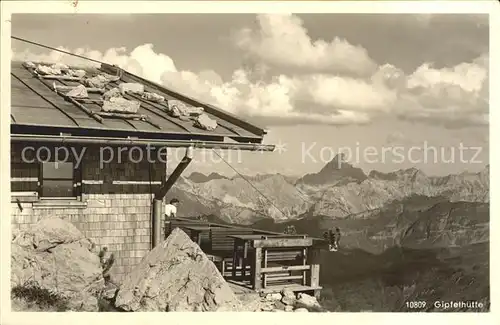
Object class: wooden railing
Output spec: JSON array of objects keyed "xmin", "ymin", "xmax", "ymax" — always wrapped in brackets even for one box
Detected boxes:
[{"xmin": 165, "ymin": 217, "xmax": 322, "ymax": 297}]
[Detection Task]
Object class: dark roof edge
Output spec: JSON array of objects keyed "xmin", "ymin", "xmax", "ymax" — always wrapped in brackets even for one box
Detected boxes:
[
  {"xmin": 100, "ymin": 63, "xmax": 268, "ymax": 138},
  {"xmin": 11, "ymin": 134, "xmax": 276, "ymax": 152}
]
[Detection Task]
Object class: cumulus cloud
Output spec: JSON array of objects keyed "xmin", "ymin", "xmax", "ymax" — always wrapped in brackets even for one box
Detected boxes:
[
  {"xmin": 12, "ymin": 14, "xmax": 489, "ymax": 128},
  {"xmin": 397, "ymin": 53, "xmax": 489, "ymax": 127},
  {"xmin": 234, "ymin": 14, "xmax": 377, "ymax": 76}
]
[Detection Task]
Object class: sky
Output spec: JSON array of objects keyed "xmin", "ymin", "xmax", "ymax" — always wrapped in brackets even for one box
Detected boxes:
[{"xmin": 11, "ymin": 13, "xmax": 490, "ymax": 177}]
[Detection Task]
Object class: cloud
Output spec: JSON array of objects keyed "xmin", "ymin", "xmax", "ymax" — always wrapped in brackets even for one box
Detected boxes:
[
  {"xmin": 12, "ymin": 14, "xmax": 489, "ymax": 128},
  {"xmin": 397, "ymin": 53, "xmax": 489, "ymax": 127},
  {"xmin": 233, "ymin": 14, "xmax": 378, "ymax": 76},
  {"xmin": 230, "ymin": 14, "xmax": 489, "ymax": 128},
  {"xmin": 407, "ymin": 54, "xmax": 488, "ymax": 93}
]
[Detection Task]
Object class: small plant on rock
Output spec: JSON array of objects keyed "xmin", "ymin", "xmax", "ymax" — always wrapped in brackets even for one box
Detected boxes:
[{"xmin": 11, "ymin": 280, "xmax": 69, "ymax": 311}]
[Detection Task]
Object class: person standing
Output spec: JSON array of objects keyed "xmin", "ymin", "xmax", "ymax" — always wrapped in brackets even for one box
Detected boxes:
[
  {"xmin": 323, "ymin": 228, "xmax": 338, "ymax": 251},
  {"xmin": 284, "ymin": 225, "xmax": 297, "ymax": 235},
  {"xmin": 334, "ymin": 227, "xmax": 341, "ymax": 250},
  {"xmin": 163, "ymin": 198, "xmax": 179, "ymax": 240},
  {"xmin": 164, "ymin": 198, "xmax": 179, "ymax": 219}
]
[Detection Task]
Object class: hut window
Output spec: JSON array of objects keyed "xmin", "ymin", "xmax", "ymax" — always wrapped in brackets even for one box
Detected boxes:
[{"xmin": 40, "ymin": 162, "xmax": 76, "ymax": 198}]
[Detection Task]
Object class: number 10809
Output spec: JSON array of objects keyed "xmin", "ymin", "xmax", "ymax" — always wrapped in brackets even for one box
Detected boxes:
[{"xmin": 405, "ymin": 301, "xmax": 427, "ymax": 309}]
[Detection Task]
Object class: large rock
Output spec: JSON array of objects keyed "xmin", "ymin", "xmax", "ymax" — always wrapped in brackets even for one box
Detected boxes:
[
  {"xmin": 114, "ymin": 228, "xmax": 241, "ymax": 311},
  {"xmin": 265, "ymin": 293, "xmax": 282, "ymax": 301},
  {"xmin": 13, "ymin": 217, "xmax": 86, "ymax": 251},
  {"xmin": 294, "ymin": 307, "xmax": 309, "ymax": 312},
  {"xmin": 11, "ymin": 217, "xmax": 104, "ymax": 311},
  {"xmin": 281, "ymin": 288, "xmax": 296, "ymax": 305},
  {"xmin": 296, "ymin": 293, "xmax": 321, "ymax": 309}
]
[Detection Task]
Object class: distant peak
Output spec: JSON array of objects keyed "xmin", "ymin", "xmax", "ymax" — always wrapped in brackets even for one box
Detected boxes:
[
  {"xmin": 187, "ymin": 171, "xmax": 228, "ymax": 183},
  {"xmin": 296, "ymin": 153, "xmax": 367, "ymax": 186},
  {"xmin": 323, "ymin": 153, "xmax": 354, "ymax": 170}
]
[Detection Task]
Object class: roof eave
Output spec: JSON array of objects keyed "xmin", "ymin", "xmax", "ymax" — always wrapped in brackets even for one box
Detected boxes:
[{"xmin": 11, "ymin": 134, "xmax": 276, "ymax": 152}]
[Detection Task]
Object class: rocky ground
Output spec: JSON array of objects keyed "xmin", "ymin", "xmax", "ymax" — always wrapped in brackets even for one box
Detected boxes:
[
  {"xmin": 11, "ymin": 219, "xmax": 325, "ymax": 312},
  {"xmin": 236, "ymin": 289, "xmax": 325, "ymax": 312}
]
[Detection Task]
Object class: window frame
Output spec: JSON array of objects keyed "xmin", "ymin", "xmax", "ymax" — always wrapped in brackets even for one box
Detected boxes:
[{"xmin": 38, "ymin": 160, "xmax": 82, "ymax": 201}]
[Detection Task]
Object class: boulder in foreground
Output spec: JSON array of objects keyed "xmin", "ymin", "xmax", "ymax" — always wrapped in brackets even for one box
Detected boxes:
[
  {"xmin": 115, "ymin": 227, "xmax": 241, "ymax": 311},
  {"xmin": 11, "ymin": 217, "xmax": 104, "ymax": 311}
]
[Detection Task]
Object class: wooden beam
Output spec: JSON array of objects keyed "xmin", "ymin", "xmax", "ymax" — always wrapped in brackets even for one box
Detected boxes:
[
  {"xmin": 41, "ymin": 75, "xmax": 83, "ymax": 81},
  {"xmin": 154, "ymin": 146, "xmax": 193, "ymax": 200},
  {"xmin": 82, "ymin": 180, "xmax": 104, "ymax": 185},
  {"xmin": 112, "ymin": 180, "xmax": 162, "ymax": 185},
  {"xmin": 64, "ymin": 94, "xmax": 103, "ymax": 123},
  {"xmin": 252, "ymin": 238, "xmax": 313, "ymax": 248},
  {"xmin": 253, "ymin": 247, "xmax": 262, "ymax": 290},
  {"xmin": 11, "ymin": 177, "xmax": 38, "ymax": 182},
  {"xmin": 94, "ymin": 112, "xmax": 147, "ymax": 119},
  {"xmin": 54, "ymin": 84, "xmax": 104, "ymax": 93},
  {"xmin": 259, "ymin": 284, "xmax": 322, "ymax": 295},
  {"xmin": 261, "ymin": 265, "xmax": 310, "ymax": 273},
  {"xmin": 266, "ymin": 275, "xmax": 303, "ymax": 282}
]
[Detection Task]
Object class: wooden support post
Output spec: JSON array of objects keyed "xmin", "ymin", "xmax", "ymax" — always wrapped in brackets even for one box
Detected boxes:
[
  {"xmin": 197, "ymin": 232, "xmax": 202, "ymax": 246},
  {"xmin": 306, "ymin": 246, "xmax": 320, "ymax": 298},
  {"xmin": 263, "ymin": 249, "xmax": 268, "ymax": 288},
  {"xmin": 192, "ymin": 230, "xmax": 202, "ymax": 246},
  {"xmin": 313, "ymin": 288, "xmax": 321, "ymax": 300},
  {"xmin": 302, "ymin": 248, "xmax": 307, "ymax": 285},
  {"xmin": 242, "ymin": 241, "xmax": 248, "ymax": 278},
  {"xmin": 309, "ymin": 264, "xmax": 320, "ymax": 289},
  {"xmin": 209, "ymin": 229, "xmax": 214, "ymax": 253},
  {"xmin": 232, "ymin": 240, "xmax": 238, "ymax": 278},
  {"xmin": 253, "ymin": 247, "xmax": 262, "ymax": 290},
  {"xmin": 221, "ymin": 259, "xmax": 226, "ymax": 277}
]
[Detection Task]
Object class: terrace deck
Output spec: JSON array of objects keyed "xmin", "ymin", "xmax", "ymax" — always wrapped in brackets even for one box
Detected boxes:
[{"xmin": 166, "ymin": 217, "xmax": 324, "ymax": 297}]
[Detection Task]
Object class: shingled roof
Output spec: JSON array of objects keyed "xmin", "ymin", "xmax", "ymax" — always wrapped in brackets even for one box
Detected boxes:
[{"xmin": 10, "ymin": 61, "xmax": 270, "ymax": 148}]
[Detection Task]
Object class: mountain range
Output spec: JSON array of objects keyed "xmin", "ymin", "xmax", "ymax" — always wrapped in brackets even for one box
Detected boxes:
[
  {"xmin": 172, "ymin": 154, "xmax": 490, "ymax": 311},
  {"xmin": 173, "ymin": 155, "xmax": 489, "ymax": 225}
]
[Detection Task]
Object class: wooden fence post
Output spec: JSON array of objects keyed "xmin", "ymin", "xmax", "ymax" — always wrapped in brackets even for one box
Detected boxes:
[
  {"xmin": 253, "ymin": 247, "xmax": 262, "ymax": 290},
  {"xmin": 306, "ymin": 246, "xmax": 321, "ymax": 299}
]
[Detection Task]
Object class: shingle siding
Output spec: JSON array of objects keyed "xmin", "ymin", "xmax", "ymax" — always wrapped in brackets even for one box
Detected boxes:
[{"xmin": 11, "ymin": 143, "xmax": 167, "ymax": 283}]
